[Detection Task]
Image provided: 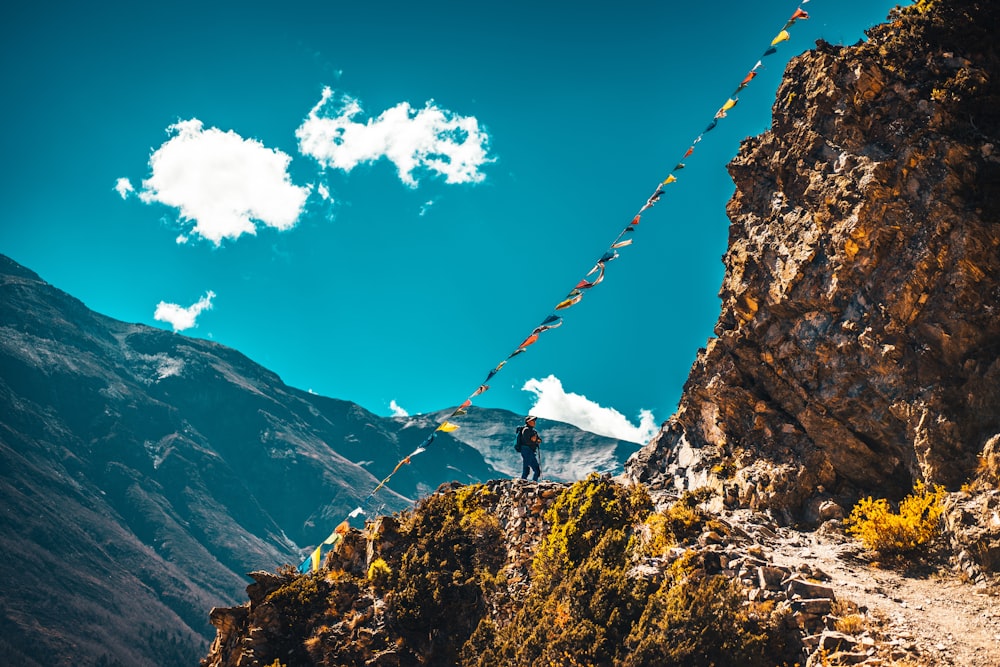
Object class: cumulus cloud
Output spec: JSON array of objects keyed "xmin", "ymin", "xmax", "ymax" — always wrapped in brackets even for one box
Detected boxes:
[
  {"xmin": 154, "ymin": 290, "xmax": 216, "ymax": 332},
  {"xmin": 137, "ymin": 119, "xmax": 310, "ymax": 245},
  {"xmin": 389, "ymin": 400, "xmax": 409, "ymax": 417},
  {"xmin": 522, "ymin": 375, "xmax": 659, "ymax": 445},
  {"xmin": 296, "ymin": 87, "xmax": 493, "ymax": 187},
  {"xmin": 114, "ymin": 177, "xmax": 134, "ymax": 199}
]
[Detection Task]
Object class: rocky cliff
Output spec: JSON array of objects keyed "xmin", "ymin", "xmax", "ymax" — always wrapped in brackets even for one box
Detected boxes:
[{"xmin": 625, "ymin": 0, "xmax": 1000, "ymax": 526}]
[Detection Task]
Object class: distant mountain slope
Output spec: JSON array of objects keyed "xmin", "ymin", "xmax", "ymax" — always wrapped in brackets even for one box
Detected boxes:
[{"xmin": 0, "ymin": 253, "xmax": 633, "ymax": 666}]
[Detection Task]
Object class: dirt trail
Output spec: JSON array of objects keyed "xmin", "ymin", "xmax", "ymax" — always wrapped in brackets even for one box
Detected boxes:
[{"xmin": 768, "ymin": 524, "xmax": 1000, "ymax": 666}]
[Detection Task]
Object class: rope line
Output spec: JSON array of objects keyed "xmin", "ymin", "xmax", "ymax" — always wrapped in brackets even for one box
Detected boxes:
[{"xmin": 298, "ymin": 0, "xmax": 815, "ymax": 573}]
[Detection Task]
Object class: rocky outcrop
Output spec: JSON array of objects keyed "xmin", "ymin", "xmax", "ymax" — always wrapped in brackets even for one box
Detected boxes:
[
  {"xmin": 626, "ymin": 0, "xmax": 1000, "ymax": 524},
  {"xmin": 203, "ymin": 479, "xmax": 570, "ymax": 667},
  {"xmin": 204, "ymin": 478, "xmax": 983, "ymax": 667}
]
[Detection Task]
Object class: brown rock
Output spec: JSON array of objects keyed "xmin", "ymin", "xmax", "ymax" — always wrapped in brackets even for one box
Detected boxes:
[
  {"xmin": 758, "ymin": 565, "xmax": 787, "ymax": 591},
  {"xmin": 794, "ymin": 598, "xmax": 834, "ymax": 615},
  {"xmin": 625, "ymin": 0, "xmax": 1000, "ymax": 523},
  {"xmin": 787, "ymin": 577, "xmax": 836, "ymax": 601}
]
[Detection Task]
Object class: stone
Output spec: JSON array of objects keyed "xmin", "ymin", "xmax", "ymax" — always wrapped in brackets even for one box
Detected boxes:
[
  {"xmin": 819, "ymin": 631, "xmax": 859, "ymax": 653},
  {"xmin": 818, "ymin": 500, "xmax": 846, "ymax": 521},
  {"xmin": 787, "ymin": 577, "xmax": 836, "ymax": 601},
  {"xmin": 825, "ymin": 651, "xmax": 870, "ymax": 665},
  {"xmin": 758, "ymin": 565, "xmax": 787, "ymax": 591},
  {"xmin": 794, "ymin": 598, "xmax": 833, "ymax": 615}
]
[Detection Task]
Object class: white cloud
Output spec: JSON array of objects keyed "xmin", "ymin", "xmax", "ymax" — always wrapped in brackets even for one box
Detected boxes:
[
  {"xmin": 296, "ymin": 87, "xmax": 493, "ymax": 187},
  {"xmin": 522, "ymin": 375, "xmax": 659, "ymax": 445},
  {"xmin": 418, "ymin": 199, "xmax": 436, "ymax": 217},
  {"xmin": 389, "ymin": 400, "xmax": 409, "ymax": 417},
  {"xmin": 154, "ymin": 290, "xmax": 216, "ymax": 332},
  {"xmin": 137, "ymin": 119, "xmax": 310, "ymax": 245},
  {"xmin": 114, "ymin": 177, "xmax": 134, "ymax": 199}
]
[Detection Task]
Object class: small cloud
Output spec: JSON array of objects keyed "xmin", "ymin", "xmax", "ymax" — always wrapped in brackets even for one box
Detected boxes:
[
  {"xmin": 154, "ymin": 290, "xmax": 216, "ymax": 332},
  {"xmin": 418, "ymin": 199, "xmax": 436, "ymax": 217},
  {"xmin": 136, "ymin": 119, "xmax": 310, "ymax": 245},
  {"xmin": 114, "ymin": 177, "xmax": 134, "ymax": 199},
  {"xmin": 522, "ymin": 375, "xmax": 659, "ymax": 445},
  {"xmin": 296, "ymin": 87, "xmax": 493, "ymax": 187},
  {"xmin": 389, "ymin": 400, "xmax": 409, "ymax": 417}
]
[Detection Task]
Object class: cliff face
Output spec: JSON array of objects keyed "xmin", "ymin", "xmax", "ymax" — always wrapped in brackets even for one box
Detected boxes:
[{"xmin": 626, "ymin": 0, "xmax": 1000, "ymax": 522}]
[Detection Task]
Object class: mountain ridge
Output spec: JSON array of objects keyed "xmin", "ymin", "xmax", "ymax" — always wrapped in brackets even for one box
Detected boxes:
[{"xmin": 0, "ymin": 252, "xmax": 633, "ymax": 666}]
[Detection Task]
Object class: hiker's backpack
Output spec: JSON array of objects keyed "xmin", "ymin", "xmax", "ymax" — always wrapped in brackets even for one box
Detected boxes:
[{"xmin": 515, "ymin": 425, "xmax": 525, "ymax": 452}]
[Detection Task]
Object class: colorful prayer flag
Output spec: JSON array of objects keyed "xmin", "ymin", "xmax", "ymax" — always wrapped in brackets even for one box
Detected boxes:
[
  {"xmin": 599, "ymin": 250, "xmax": 619, "ymax": 263},
  {"xmin": 771, "ymin": 30, "xmax": 790, "ymax": 46},
  {"xmin": 436, "ymin": 421, "xmax": 460, "ymax": 432},
  {"xmin": 576, "ymin": 263, "xmax": 606, "ymax": 289},
  {"xmin": 309, "ymin": 545, "xmax": 322, "ymax": 571},
  {"xmin": 485, "ymin": 361, "xmax": 506, "ymax": 381},
  {"xmin": 555, "ymin": 291, "xmax": 583, "ymax": 310},
  {"xmin": 517, "ymin": 333, "xmax": 539, "ymax": 349}
]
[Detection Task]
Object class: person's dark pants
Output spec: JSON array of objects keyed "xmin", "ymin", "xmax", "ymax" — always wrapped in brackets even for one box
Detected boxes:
[{"xmin": 520, "ymin": 448, "xmax": 540, "ymax": 481}]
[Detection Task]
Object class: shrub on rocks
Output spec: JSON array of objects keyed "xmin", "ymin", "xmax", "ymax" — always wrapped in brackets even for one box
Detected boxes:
[{"xmin": 845, "ymin": 480, "xmax": 946, "ymax": 556}]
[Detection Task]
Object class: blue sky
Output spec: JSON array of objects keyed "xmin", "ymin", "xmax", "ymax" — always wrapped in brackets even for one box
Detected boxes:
[{"xmin": 1, "ymin": 0, "xmax": 903, "ymax": 444}]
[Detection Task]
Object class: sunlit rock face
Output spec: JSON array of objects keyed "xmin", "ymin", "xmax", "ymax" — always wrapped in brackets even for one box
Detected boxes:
[{"xmin": 627, "ymin": 0, "xmax": 1000, "ymax": 522}]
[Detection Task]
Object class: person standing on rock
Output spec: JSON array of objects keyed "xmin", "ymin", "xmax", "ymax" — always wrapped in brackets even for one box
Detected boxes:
[{"xmin": 516, "ymin": 415, "xmax": 542, "ymax": 481}]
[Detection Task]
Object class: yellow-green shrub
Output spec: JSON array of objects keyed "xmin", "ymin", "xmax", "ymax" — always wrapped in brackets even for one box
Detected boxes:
[
  {"xmin": 845, "ymin": 480, "xmax": 946, "ymax": 555},
  {"xmin": 367, "ymin": 557, "xmax": 391, "ymax": 592}
]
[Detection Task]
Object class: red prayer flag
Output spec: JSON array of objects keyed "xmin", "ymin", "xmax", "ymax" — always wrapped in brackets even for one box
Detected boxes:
[{"xmin": 518, "ymin": 333, "xmax": 539, "ymax": 349}]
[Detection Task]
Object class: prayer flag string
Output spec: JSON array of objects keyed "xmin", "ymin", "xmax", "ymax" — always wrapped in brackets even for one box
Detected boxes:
[{"xmin": 298, "ymin": 1, "xmax": 812, "ymax": 573}]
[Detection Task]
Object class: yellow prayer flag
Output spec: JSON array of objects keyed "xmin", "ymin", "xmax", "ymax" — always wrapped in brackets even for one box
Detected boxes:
[
  {"xmin": 771, "ymin": 30, "xmax": 790, "ymax": 46},
  {"xmin": 309, "ymin": 545, "xmax": 322, "ymax": 572},
  {"xmin": 555, "ymin": 292, "xmax": 583, "ymax": 310},
  {"xmin": 436, "ymin": 421, "xmax": 460, "ymax": 432},
  {"xmin": 721, "ymin": 98, "xmax": 738, "ymax": 112},
  {"xmin": 662, "ymin": 174, "xmax": 677, "ymax": 184}
]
